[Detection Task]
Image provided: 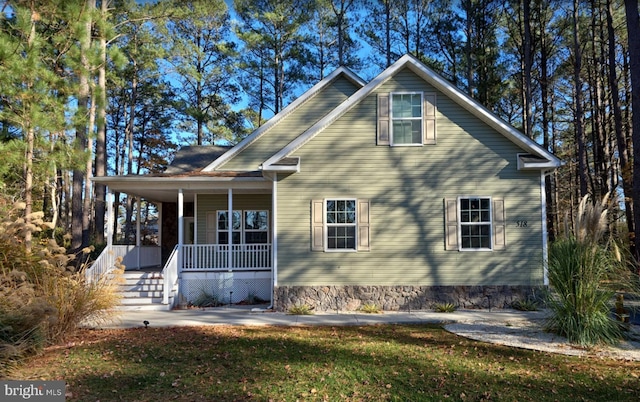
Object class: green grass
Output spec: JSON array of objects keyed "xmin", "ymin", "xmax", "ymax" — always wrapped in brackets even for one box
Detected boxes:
[{"xmin": 9, "ymin": 324, "xmax": 640, "ymax": 401}]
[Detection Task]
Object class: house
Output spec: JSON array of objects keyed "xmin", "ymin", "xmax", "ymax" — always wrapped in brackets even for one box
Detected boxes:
[{"xmin": 91, "ymin": 54, "xmax": 561, "ymax": 311}]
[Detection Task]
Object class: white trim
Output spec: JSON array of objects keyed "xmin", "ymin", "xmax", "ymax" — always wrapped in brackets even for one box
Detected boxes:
[
  {"xmin": 457, "ymin": 196, "xmax": 494, "ymax": 252},
  {"xmin": 263, "ymin": 54, "xmax": 561, "ymax": 169},
  {"xmin": 541, "ymin": 172, "xmax": 549, "ymax": 286},
  {"xmin": 204, "ymin": 67, "xmax": 366, "ymax": 172}
]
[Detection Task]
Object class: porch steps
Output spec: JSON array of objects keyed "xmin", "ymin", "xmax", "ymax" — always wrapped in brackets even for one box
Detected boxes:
[{"xmin": 116, "ymin": 271, "xmax": 174, "ymax": 311}]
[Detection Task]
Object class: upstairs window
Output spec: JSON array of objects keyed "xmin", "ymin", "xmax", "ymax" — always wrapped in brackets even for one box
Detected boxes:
[
  {"xmin": 391, "ymin": 93, "xmax": 423, "ymax": 145},
  {"xmin": 378, "ymin": 92, "xmax": 436, "ymax": 146}
]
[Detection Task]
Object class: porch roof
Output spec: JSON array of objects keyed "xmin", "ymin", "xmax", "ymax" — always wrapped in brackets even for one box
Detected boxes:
[{"xmin": 93, "ymin": 171, "xmax": 271, "ymax": 202}]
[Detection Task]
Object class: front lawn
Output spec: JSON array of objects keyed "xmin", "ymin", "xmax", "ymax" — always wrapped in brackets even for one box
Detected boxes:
[{"xmin": 9, "ymin": 324, "xmax": 640, "ymax": 401}]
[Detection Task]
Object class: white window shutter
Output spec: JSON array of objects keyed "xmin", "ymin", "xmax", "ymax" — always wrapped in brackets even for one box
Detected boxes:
[
  {"xmin": 357, "ymin": 199, "xmax": 370, "ymax": 251},
  {"xmin": 377, "ymin": 93, "xmax": 390, "ymax": 145},
  {"xmin": 311, "ymin": 200, "xmax": 324, "ymax": 251},
  {"xmin": 423, "ymin": 93, "xmax": 437, "ymax": 145},
  {"xmin": 444, "ymin": 198, "xmax": 458, "ymax": 250},
  {"xmin": 493, "ymin": 198, "xmax": 506, "ymax": 250}
]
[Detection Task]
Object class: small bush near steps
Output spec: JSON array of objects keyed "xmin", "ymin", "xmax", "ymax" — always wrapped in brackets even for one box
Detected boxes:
[
  {"xmin": 359, "ymin": 303, "xmax": 382, "ymax": 314},
  {"xmin": 432, "ymin": 302, "xmax": 457, "ymax": 313},
  {"xmin": 287, "ymin": 304, "xmax": 314, "ymax": 315}
]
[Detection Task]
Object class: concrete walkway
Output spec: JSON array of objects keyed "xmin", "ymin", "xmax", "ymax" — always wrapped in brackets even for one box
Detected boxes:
[{"xmin": 90, "ymin": 306, "xmax": 549, "ymax": 329}]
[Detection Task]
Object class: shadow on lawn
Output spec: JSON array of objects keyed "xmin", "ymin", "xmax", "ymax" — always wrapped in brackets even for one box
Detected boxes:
[{"xmin": 60, "ymin": 324, "xmax": 639, "ymax": 401}]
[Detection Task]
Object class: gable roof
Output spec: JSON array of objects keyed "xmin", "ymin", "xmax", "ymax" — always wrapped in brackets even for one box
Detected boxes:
[
  {"xmin": 262, "ymin": 54, "xmax": 561, "ymax": 171},
  {"xmin": 202, "ymin": 66, "xmax": 367, "ymax": 172}
]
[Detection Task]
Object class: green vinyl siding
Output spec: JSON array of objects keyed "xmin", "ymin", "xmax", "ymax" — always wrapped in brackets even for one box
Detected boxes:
[
  {"xmin": 196, "ymin": 194, "xmax": 271, "ymax": 244},
  {"xmin": 221, "ymin": 77, "xmax": 360, "ymax": 171},
  {"xmin": 274, "ymin": 67, "xmax": 544, "ymax": 287}
]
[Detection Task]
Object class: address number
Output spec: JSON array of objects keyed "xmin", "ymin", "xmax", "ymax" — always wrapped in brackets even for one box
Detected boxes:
[{"xmin": 516, "ymin": 220, "xmax": 528, "ymax": 227}]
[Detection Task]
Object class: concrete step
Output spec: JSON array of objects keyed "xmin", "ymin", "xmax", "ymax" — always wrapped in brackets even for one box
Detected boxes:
[
  {"xmin": 121, "ymin": 296, "xmax": 165, "ymax": 305},
  {"xmin": 121, "ymin": 291, "xmax": 164, "ymax": 298},
  {"xmin": 119, "ymin": 283, "xmax": 164, "ymax": 291},
  {"xmin": 122, "ymin": 271, "xmax": 164, "ymax": 280},
  {"xmin": 116, "ymin": 303, "xmax": 172, "ymax": 311}
]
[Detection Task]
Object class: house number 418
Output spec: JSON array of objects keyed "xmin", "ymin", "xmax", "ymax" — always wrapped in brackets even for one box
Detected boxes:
[{"xmin": 516, "ymin": 220, "xmax": 528, "ymax": 227}]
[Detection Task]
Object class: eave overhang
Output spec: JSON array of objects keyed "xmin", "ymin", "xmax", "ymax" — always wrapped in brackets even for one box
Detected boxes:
[{"xmin": 92, "ymin": 172, "xmax": 271, "ymax": 202}]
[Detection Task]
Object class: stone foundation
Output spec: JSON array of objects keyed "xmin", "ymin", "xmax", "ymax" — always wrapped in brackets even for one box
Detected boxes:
[{"xmin": 273, "ymin": 285, "xmax": 545, "ymax": 312}]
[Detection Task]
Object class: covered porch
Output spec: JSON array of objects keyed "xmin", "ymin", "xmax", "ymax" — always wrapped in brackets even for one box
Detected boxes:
[{"xmin": 89, "ymin": 172, "xmax": 277, "ymax": 309}]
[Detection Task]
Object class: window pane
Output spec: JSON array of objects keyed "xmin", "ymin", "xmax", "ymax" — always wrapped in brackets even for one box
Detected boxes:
[
  {"xmin": 460, "ymin": 223, "xmax": 491, "ymax": 249},
  {"xmin": 218, "ymin": 211, "xmax": 241, "ymax": 229},
  {"xmin": 392, "ymin": 121, "xmax": 421, "ymax": 144},
  {"xmin": 218, "ymin": 211, "xmax": 228, "ymax": 230},
  {"xmin": 246, "ymin": 232, "xmax": 268, "ymax": 244},
  {"xmin": 392, "ymin": 94, "xmax": 421, "ymax": 117},
  {"xmin": 328, "ymin": 226, "xmax": 356, "ymax": 249},
  {"xmin": 245, "ymin": 211, "xmax": 268, "ymax": 230}
]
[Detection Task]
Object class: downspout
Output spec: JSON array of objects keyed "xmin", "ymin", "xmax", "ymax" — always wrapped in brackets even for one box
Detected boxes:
[{"xmin": 541, "ymin": 171, "xmax": 550, "ymax": 286}]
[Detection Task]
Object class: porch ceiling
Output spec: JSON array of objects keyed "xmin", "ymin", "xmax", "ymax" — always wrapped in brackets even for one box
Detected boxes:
[{"xmin": 93, "ymin": 175, "xmax": 272, "ymax": 203}]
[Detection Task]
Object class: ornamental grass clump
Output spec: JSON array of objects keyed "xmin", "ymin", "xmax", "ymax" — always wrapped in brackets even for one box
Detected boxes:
[
  {"xmin": 545, "ymin": 193, "xmax": 632, "ymax": 347},
  {"xmin": 0, "ymin": 199, "xmax": 122, "ymax": 376}
]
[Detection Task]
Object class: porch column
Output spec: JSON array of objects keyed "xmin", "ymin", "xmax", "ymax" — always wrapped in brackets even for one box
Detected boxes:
[
  {"xmin": 271, "ymin": 174, "xmax": 278, "ymax": 309},
  {"xmin": 272, "ymin": 174, "xmax": 278, "ymax": 288},
  {"xmin": 157, "ymin": 202, "xmax": 162, "ymax": 251},
  {"xmin": 136, "ymin": 198, "xmax": 141, "ymax": 270},
  {"xmin": 178, "ymin": 189, "xmax": 184, "ymax": 273},
  {"xmin": 228, "ymin": 188, "xmax": 233, "ymax": 269},
  {"xmin": 106, "ymin": 190, "xmax": 113, "ymax": 248}
]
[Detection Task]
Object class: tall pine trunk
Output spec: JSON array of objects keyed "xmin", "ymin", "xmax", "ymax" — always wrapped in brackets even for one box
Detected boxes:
[
  {"xmin": 573, "ymin": 0, "xmax": 589, "ymax": 197},
  {"xmin": 94, "ymin": 0, "xmax": 108, "ymax": 245},
  {"xmin": 624, "ymin": 0, "xmax": 640, "ymax": 264},
  {"xmin": 72, "ymin": 0, "xmax": 95, "ymax": 253},
  {"xmin": 608, "ymin": 0, "xmax": 635, "ymax": 254}
]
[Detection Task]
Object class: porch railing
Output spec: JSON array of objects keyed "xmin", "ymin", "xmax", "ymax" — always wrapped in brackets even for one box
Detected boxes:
[
  {"xmin": 85, "ymin": 245, "xmax": 118, "ymax": 283},
  {"xmin": 116, "ymin": 245, "xmax": 161, "ymax": 269},
  {"xmin": 85, "ymin": 245, "xmax": 161, "ymax": 283},
  {"xmin": 162, "ymin": 245, "xmax": 179, "ymax": 305},
  {"xmin": 182, "ymin": 244, "xmax": 272, "ymax": 271}
]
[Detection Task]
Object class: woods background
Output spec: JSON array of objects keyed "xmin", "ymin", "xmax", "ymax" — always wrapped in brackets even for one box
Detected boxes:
[{"xmin": 2, "ymin": 0, "xmax": 640, "ymax": 266}]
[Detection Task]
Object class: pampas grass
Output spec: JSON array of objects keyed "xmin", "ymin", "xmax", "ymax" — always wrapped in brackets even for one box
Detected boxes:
[
  {"xmin": 0, "ymin": 198, "xmax": 122, "ymax": 376},
  {"xmin": 546, "ymin": 193, "xmax": 629, "ymax": 346}
]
